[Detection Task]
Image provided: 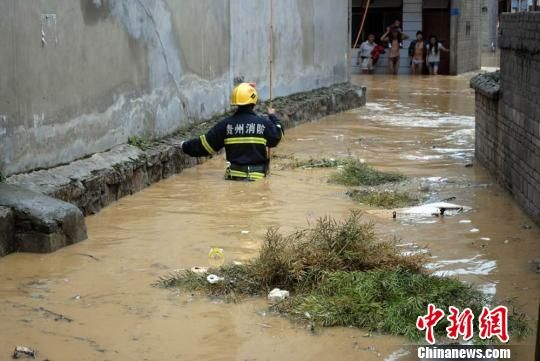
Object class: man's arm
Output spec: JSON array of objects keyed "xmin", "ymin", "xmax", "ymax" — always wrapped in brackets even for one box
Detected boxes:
[
  {"xmin": 408, "ymin": 40, "xmax": 416, "ymax": 57},
  {"xmin": 182, "ymin": 121, "xmax": 226, "ymax": 157},
  {"xmin": 265, "ymin": 108, "xmax": 283, "ymax": 148},
  {"xmin": 381, "ymin": 27, "xmax": 390, "ymax": 42}
]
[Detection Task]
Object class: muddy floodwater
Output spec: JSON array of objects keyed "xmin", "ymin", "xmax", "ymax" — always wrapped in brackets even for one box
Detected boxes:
[{"xmin": 1, "ymin": 75, "xmax": 538, "ymax": 361}]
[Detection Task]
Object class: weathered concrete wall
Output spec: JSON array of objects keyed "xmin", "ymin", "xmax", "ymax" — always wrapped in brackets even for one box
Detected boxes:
[
  {"xmin": 472, "ymin": 12, "xmax": 540, "ymax": 225},
  {"xmin": 0, "ymin": 0, "xmax": 350, "ymax": 176},
  {"xmin": 480, "ymin": 0, "xmax": 498, "ymax": 52},
  {"xmin": 450, "ymin": 0, "xmax": 482, "ymax": 75},
  {"xmin": 231, "ymin": 0, "xmax": 350, "ymax": 99}
]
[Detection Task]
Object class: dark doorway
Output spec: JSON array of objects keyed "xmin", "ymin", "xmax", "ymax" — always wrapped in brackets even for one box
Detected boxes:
[
  {"xmin": 423, "ymin": 9, "xmax": 450, "ymax": 75},
  {"xmin": 352, "ymin": 5, "xmax": 402, "ymax": 48}
]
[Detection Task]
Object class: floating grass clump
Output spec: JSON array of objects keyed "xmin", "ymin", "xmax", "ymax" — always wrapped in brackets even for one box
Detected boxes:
[
  {"xmin": 280, "ymin": 269, "xmax": 529, "ymax": 342},
  {"xmin": 272, "ymin": 154, "xmax": 350, "ymax": 170},
  {"xmin": 156, "ymin": 212, "xmax": 423, "ymax": 296},
  {"xmin": 330, "ymin": 159, "xmax": 406, "ymax": 186},
  {"xmin": 155, "ymin": 212, "xmax": 530, "ymax": 341},
  {"xmin": 347, "ymin": 189, "xmax": 420, "ymax": 208},
  {"xmin": 280, "ymin": 269, "xmax": 484, "ymax": 340}
]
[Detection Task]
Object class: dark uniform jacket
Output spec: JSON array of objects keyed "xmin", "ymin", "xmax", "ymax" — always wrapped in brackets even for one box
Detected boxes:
[{"xmin": 182, "ymin": 108, "xmax": 283, "ymax": 180}]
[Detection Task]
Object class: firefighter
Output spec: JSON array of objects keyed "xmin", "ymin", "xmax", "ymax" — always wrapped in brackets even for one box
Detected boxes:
[{"xmin": 181, "ymin": 82, "xmax": 283, "ymax": 181}]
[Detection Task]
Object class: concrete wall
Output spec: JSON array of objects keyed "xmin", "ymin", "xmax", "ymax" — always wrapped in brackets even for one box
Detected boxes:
[
  {"xmin": 472, "ymin": 12, "xmax": 540, "ymax": 225},
  {"xmin": 480, "ymin": 0, "xmax": 498, "ymax": 52},
  {"xmin": 449, "ymin": 0, "xmax": 482, "ymax": 74},
  {"xmin": 0, "ymin": 0, "xmax": 350, "ymax": 176}
]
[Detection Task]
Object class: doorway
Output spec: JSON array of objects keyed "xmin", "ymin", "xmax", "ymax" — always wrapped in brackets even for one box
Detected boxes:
[{"xmin": 422, "ymin": 9, "xmax": 450, "ymax": 75}]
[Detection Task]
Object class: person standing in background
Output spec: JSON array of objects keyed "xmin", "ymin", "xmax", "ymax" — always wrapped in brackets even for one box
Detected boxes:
[
  {"xmin": 357, "ymin": 34, "xmax": 377, "ymax": 74},
  {"xmin": 409, "ymin": 31, "xmax": 426, "ymax": 75},
  {"xmin": 381, "ymin": 23, "xmax": 409, "ymax": 75},
  {"xmin": 426, "ymin": 35, "xmax": 449, "ymax": 75}
]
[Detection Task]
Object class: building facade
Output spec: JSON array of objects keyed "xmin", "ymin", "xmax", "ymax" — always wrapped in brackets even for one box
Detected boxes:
[{"xmin": 351, "ymin": 0, "xmax": 482, "ymax": 75}]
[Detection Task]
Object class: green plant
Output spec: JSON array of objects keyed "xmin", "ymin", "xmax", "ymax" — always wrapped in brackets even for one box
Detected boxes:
[
  {"xmin": 272, "ymin": 155, "xmax": 350, "ymax": 170},
  {"xmin": 155, "ymin": 213, "xmax": 530, "ymax": 342},
  {"xmin": 128, "ymin": 136, "xmax": 150, "ymax": 150},
  {"xmin": 155, "ymin": 212, "xmax": 423, "ymax": 295},
  {"xmin": 329, "ymin": 159, "xmax": 406, "ymax": 186},
  {"xmin": 347, "ymin": 189, "xmax": 420, "ymax": 208}
]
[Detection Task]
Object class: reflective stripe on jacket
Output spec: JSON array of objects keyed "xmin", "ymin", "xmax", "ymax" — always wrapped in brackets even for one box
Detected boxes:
[{"xmin": 182, "ymin": 108, "xmax": 283, "ymax": 179}]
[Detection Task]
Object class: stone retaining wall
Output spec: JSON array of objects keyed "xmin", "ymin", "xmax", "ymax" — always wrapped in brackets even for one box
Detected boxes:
[
  {"xmin": 471, "ymin": 12, "xmax": 540, "ymax": 226},
  {"xmin": 0, "ymin": 184, "xmax": 87, "ymax": 255},
  {"xmin": 7, "ymin": 83, "xmax": 367, "ymax": 217}
]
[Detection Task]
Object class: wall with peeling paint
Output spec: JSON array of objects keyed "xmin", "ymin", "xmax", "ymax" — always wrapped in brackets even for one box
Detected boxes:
[{"xmin": 0, "ymin": 0, "xmax": 350, "ymax": 176}]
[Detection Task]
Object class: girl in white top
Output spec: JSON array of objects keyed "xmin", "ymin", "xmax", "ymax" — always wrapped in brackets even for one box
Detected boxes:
[{"xmin": 426, "ymin": 35, "xmax": 449, "ymax": 75}]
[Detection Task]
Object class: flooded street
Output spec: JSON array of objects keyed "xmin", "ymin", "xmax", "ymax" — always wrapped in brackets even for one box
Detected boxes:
[{"xmin": 0, "ymin": 75, "xmax": 538, "ymax": 360}]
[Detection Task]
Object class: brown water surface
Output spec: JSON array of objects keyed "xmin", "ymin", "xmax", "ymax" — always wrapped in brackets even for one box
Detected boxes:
[{"xmin": 0, "ymin": 75, "xmax": 538, "ymax": 360}]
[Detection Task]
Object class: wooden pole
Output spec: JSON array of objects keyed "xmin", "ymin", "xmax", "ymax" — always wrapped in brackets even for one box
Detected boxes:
[{"xmin": 352, "ymin": 0, "xmax": 371, "ymax": 49}]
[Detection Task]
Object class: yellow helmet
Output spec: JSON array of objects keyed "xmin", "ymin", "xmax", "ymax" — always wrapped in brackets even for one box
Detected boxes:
[{"xmin": 231, "ymin": 83, "xmax": 258, "ymax": 106}]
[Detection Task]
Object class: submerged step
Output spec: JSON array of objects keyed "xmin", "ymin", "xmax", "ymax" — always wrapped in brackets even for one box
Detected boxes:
[{"xmin": 0, "ymin": 183, "xmax": 87, "ymax": 255}]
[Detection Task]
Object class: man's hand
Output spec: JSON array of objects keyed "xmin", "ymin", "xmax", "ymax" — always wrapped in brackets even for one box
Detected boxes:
[{"xmin": 267, "ymin": 107, "xmax": 276, "ymax": 115}]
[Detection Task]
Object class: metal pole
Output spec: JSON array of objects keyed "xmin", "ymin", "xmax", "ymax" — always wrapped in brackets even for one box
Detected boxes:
[
  {"xmin": 267, "ymin": 0, "xmax": 274, "ymax": 173},
  {"xmin": 269, "ymin": 0, "xmax": 274, "ymax": 108}
]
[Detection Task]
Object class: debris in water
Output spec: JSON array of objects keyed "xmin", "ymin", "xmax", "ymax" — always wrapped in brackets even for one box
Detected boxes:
[
  {"xmin": 465, "ymin": 163, "xmax": 474, "ymax": 168},
  {"xmin": 12, "ymin": 346, "xmax": 36, "ymax": 359},
  {"xmin": 329, "ymin": 158, "xmax": 406, "ymax": 186},
  {"xmin": 459, "ymin": 220, "xmax": 472, "ymax": 224},
  {"xmin": 397, "ymin": 202, "xmax": 469, "ymax": 217},
  {"xmin": 470, "ymin": 228, "xmax": 480, "ymax": 233},
  {"xmin": 208, "ymin": 247, "xmax": 225, "ymax": 267},
  {"xmin": 425, "ymin": 177, "xmax": 448, "ymax": 183},
  {"xmin": 155, "ymin": 213, "xmax": 530, "ymax": 341},
  {"xmin": 38, "ymin": 307, "xmax": 73, "ymax": 322},
  {"xmin": 268, "ymin": 288, "xmax": 290, "ymax": 304},
  {"xmin": 504, "ymin": 240, "xmax": 510, "ymax": 244},
  {"xmin": 241, "ymin": 230, "xmax": 250, "ymax": 235},
  {"xmin": 521, "ymin": 224, "xmax": 533, "ymax": 230},
  {"xmin": 75, "ymin": 253, "xmax": 100, "ymax": 261},
  {"xmin": 480, "ymin": 237, "xmax": 491, "ymax": 241},
  {"xmin": 191, "ymin": 266, "xmax": 208, "ymax": 275},
  {"xmin": 206, "ymin": 274, "xmax": 224, "ymax": 284},
  {"xmin": 274, "ymin": 156, "xmax": 350, "ymax": 170},
  {"xmin": 532, "ymin": 259, "xmax": 540, "ymax": 273},
  {"xmin": 347, "ymin": 189, "xmax": 419, "ymax": 209}
]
